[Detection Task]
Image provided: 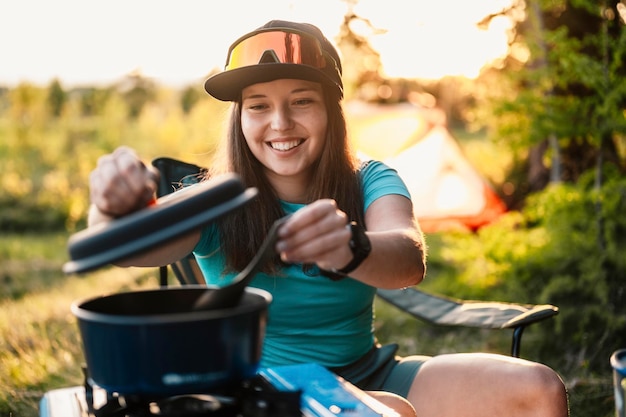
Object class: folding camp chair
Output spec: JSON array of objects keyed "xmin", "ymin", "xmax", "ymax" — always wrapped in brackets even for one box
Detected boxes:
[{"xmin": 152, "ymin": 157, "xmax": 558, "ymax": 358}]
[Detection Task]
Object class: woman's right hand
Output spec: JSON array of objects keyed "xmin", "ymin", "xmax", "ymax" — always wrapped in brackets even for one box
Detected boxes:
[
  {"xmin": 87, "ymin": 146, "xmax": 200, "ymax": 266},
  {"xmin": 88, "ymin": 146, "xmax": 159, "ymax": 223}
]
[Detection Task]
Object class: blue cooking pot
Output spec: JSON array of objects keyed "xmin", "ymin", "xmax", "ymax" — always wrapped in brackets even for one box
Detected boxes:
[{"xmin": 72, "ymin": 286, "xmax": 271, "ymax": 396}]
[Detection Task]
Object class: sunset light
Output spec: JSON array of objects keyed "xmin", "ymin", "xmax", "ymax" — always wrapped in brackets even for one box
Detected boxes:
[{"xmin": 1, "ymin": 0, "xmax": 513, "ymax": 86}]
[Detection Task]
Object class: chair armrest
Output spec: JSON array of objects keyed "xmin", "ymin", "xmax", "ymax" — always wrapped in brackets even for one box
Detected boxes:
[
  {"xmin": 376, "ymin": 287, "xmax": 558, "ymax": 330},
  {"xmin": 501, "ymin": 304, "xmax": 559, "ymax": 329}
]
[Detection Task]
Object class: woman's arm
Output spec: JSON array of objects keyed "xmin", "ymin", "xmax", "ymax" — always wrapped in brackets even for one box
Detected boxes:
[
  {"xmin": 276, "ymin": 196, "xmax": 426, "ymax": 289},
  {"xmin": 115, "ymin": 228, "xmax": 201, "ymax": 268},
  {"xmin": 357, "ymin": 193, "xmax": 426, "ymax": 288}
]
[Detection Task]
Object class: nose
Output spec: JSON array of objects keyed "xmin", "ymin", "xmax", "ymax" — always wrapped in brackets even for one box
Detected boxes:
[{"xmin": 270, "ymin": 105, "xmax": 294, "ymax": 131}]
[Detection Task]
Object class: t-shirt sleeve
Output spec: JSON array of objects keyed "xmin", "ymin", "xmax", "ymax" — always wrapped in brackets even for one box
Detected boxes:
[{"xmin": 360, "ymin": 160, "xmax": 412, "ymax": 212}]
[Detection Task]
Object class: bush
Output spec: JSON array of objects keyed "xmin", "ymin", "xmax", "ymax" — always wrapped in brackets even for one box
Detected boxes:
[
  {"xmin": 0, "ymin": 195, "xmax": 69, "ymax": 232},
  {"xmin": 437, "ymin": 168, "xmax": 626, "ymax": 378},
  {"xmin": 520, "ymin": 171, "xmax": 626, "ymax": 376}
]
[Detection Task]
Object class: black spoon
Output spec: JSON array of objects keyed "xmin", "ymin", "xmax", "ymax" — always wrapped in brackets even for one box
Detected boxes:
[{"xmin": 192, "ymin": 215, "xmax": 290, "ymax": 311}]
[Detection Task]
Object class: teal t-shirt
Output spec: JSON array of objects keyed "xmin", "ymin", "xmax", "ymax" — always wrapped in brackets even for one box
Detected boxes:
[{"xmin": 193, "ymin": 161, "xmax": 411, "ymax": 368}]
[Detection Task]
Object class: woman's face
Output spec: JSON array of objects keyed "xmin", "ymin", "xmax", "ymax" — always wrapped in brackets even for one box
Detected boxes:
[{"xmin": 240, "ymin": 78, "xmax": 328, "ymax": 185}]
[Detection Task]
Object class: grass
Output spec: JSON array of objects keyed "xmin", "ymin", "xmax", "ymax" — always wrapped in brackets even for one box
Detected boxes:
[
  {"xmin": 0, "ymin": 232, "xmax": 161, "ymax": 417},
  {"xmin": 1, "ymin": 231, "xmax": 616, "ymax": 417}
]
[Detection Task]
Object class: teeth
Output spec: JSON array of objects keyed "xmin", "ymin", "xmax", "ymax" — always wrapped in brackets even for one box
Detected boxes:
[{"xmin": 270, "ymin": 140, "xmax": 301, "ymax": 151}]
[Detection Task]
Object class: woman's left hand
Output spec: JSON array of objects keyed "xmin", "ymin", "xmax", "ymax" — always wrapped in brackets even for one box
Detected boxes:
[{"xmin": 276, "ymin": 199, "xmax": 354, "ymax": 271}]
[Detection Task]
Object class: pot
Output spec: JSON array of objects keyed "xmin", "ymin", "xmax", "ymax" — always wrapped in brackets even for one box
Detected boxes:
[{"xmin": 72, "ymin": 286, "xmax": 271, "ymax": 396}]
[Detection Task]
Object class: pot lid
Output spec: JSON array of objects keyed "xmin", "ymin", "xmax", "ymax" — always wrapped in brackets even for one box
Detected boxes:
[{"xmin": 63, "ymin": 173, "xmax": 257, "ymax": 274}]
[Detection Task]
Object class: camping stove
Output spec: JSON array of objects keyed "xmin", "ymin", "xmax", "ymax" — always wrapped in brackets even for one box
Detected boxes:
[
  {"xmin": 39, "ymin": 363, "xmax": 391, "ymax": 417},
  {"xmin": 39, "ymin": 367, "xmax": 300, "ymax": 417}
]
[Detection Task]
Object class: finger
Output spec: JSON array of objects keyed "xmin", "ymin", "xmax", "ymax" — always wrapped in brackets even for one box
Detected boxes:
[
  {"xmin": 277, "ymin": 202, "xmax": 350, "ymax": 263},
  {"xmin": 280, "ymin": 223, "xmax": 351, "ymax": 265},
  {"xmin": 90, "ymin": 154, "xmax": 134, "ymax": 215},
  {"xmin": 279, "ymin": 201, "xmax": 346, "ymax": 248},
  {"xmin": 279, "ymin": 199, "xmax": 343, "ymax": 238},
  {"xmin": 114, "ymin": 156, "xmax": 160, "ymax": 211},
  {"xmin": 90, "ymin": 149, "xmax": 156, "ymax": 216}
]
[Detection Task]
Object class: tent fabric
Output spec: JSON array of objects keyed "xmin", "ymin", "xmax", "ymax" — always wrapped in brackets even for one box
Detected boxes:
[{"xmin": 345, "ymin": 101, "xmax": 506, "ymax": 232}]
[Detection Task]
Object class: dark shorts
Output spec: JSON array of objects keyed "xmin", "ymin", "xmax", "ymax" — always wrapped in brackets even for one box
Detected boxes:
[{"xmin": 330, "ymin": 343, "xmax": 430, "ymax": 398}]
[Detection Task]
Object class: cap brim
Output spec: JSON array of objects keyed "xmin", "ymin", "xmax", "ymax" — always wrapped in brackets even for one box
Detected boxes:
[{"xmin": 204, "ymin": 63, "xmax": 340, "ymax": 101}]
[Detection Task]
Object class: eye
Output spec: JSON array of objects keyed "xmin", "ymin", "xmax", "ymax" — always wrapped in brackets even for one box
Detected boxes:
[
  {"xmin": 245, "ymin": 102, "xmax": 268, "ymax": 111},
  {"xmin": 293, "ymin": 98, "xmax": 314, "ymax": 106}
]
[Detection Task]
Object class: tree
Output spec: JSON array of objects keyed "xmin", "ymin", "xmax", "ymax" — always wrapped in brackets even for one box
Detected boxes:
[
  {"xmin": 180, "ymin": 85, "xmax": 201, "ymax": 115},
  {"xmin": 117, "ymin": 72, "xmax": 156, "ymax": 119},
  {"xmin": 476, "ymin": 0, "xmax": 626, "ymax": 196},
  {"xmin": 46, "ymin": 79, "xmax": 66, "ymax": 118},
  {"xmin": 335, "ymin": 9, "xmax": 386, "ymax": 100}
]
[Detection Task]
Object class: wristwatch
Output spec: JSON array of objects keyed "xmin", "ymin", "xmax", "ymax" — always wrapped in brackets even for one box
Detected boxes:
[{"xmin": 320, "ymin": 221, "xmax": 371, "ymax": 281}]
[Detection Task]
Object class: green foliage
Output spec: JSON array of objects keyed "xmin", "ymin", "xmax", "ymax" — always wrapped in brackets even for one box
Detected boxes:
[
  {"xmin": 474, "ymin": 0, "xmax": 626, "ymax": 190},
  {"xmin": 180, "ymin": 85, "xmax": 203, "ymax": 114},
  {"xmin": 0, "ymin": 231, "xmax": 159, "ymax": 416},
  {"xmin": 46, "ymin": 79, "xmax": 66, "ymax": 117},
  {"xmin": 527, "ymin": 173, "xmax": 626, "ymax": 374},
  {"xmin": 120, "ymin": 74, "xmax": 157, "ymax": 119},
  {"xmin": 436, "ymin": 169, "xmax": 626, "ymax": 379},
  {"xmin": 0, "ymin": 195, "xmax": 69, "ymax": 233},
  {"xmin": 0, "ymin": 79, "xmax": 229, "ymax": 233}
]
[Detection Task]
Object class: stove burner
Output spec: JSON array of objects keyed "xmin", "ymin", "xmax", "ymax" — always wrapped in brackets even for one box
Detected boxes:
[
  {"xmin": 148, "ymin": 394, "xmax": 231, "ymax": 415},
  {"xmin": 79, "ymin": 367, "xmax": 301, "ymax": 417}
]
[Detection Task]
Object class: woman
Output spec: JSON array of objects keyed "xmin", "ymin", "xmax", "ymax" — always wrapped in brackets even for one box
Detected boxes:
[{"xmin": 89, "ymin": 20, "xmax": 569, "ymax": 417}]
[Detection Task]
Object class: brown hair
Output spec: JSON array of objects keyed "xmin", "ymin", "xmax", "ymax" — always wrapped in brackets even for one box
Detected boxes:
[{"xmin": 208, "ymin": 86, "xmax": 364, "ymax": 274}]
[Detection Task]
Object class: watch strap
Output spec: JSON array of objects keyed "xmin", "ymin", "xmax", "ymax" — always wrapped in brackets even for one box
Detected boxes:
[{"xmin": 320, "ymin": 221, "xmax": 371, "ymax": 281}]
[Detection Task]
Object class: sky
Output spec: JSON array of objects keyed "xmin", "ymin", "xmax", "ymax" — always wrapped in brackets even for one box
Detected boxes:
[{"xmin": 0, "ymin": 0, "xmax": 513, "ymax": 87}]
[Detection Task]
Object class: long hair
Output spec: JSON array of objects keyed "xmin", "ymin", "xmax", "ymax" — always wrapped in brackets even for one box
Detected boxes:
[{"xmin": 208, "ymin": 86, "xmax": 364, "ymax": 274}]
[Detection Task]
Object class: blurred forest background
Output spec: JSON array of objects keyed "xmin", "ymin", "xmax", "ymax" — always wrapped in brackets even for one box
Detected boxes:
[{"xmin": 2, "ymin": 0, "xmax": 626, "ymax": 416}]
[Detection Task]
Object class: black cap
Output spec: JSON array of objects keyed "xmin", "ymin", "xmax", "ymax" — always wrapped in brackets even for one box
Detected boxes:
[{"xmin": 204, "ymin": 20, "xmax": 343, "ymax": 101}]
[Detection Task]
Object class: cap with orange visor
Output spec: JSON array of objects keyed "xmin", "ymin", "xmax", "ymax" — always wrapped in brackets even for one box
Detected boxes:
[{"xmin": 204, "ymin": 20, "xmax": 343, "ymax": 101}]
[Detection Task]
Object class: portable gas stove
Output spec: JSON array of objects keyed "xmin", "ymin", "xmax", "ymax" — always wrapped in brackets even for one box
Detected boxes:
[{"xmin": 40, "ymin": 363, "xmax": 393, "ymax": 417}]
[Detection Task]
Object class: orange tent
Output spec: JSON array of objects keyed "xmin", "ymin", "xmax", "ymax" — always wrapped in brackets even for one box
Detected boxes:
[{"xmin": 345, "ymin": 101, "xmax": 506, "ymax": 233}]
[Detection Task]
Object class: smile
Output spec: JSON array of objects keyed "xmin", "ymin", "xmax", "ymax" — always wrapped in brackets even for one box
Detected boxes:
[{"xmin": 268, "ymin": 139, "xmax": 304, "ymax": 151}]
